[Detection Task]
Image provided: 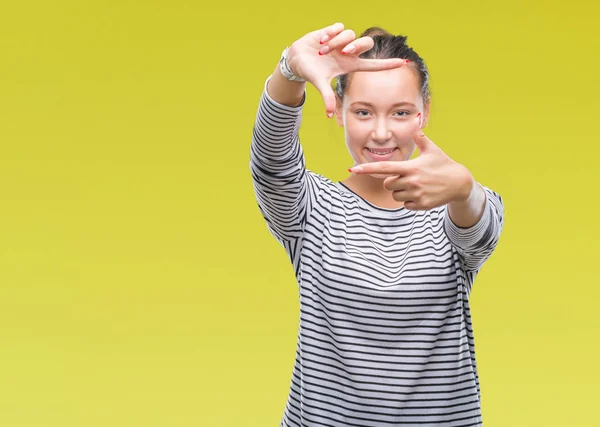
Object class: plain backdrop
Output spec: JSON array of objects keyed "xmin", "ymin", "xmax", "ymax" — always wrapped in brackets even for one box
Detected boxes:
[{"xmin": 1, "ymin": 1, "xmax": 599, "ymax": 426}]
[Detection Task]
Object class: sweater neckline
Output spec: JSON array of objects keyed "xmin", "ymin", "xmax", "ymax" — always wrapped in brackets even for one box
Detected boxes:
[{"xmin": 335, "ymin": 182, "xmax": 416, "ymax": 217}]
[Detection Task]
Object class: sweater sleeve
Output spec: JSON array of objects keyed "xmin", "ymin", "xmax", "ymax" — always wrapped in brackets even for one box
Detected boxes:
[
  {"xmin": 249, "ymin": 77, "xmax": 325, "ymax": 244},
  {"xmin": 443, "ymin": 185, "xmax": 505, "ymax": 274}
]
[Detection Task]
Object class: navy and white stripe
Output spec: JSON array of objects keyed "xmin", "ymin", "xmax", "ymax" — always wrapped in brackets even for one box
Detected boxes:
[{"xmin": 250, "ymin": 77, "xmax": 504, "ymax": 427}]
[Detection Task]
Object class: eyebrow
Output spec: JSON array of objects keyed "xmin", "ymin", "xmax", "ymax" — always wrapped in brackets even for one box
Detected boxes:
[{"xmin": 350, "ymin": 101, "xmax": 416, "ymax": 108}]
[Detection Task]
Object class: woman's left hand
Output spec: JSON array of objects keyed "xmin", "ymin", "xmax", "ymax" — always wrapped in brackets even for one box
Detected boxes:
[{"xmin": 349, "ymin": 130, "xmax": 475, "ymax": 211}]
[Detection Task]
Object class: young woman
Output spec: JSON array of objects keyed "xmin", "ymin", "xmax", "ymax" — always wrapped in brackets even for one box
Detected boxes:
[{"xmin": 250, "ymin": 22, "xmax": 504, "ymax": 426}]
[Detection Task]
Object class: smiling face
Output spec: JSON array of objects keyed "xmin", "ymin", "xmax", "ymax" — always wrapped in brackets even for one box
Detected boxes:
[{"xmin": 335, "ymin": 66, "xmax": 430, "ymax": 179}]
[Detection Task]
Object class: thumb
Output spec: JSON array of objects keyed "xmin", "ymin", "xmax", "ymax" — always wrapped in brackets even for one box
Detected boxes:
[
  {"xmin": 313, "ymin": 78, "xmax": 336, "ymax": 118},
  {"xmin": 412, "ymin": 113, "xmax": 431, "ymax": 154},
  {"xmin": 413, "ymin": 130, "xmax": 433, "ymax": 155}
]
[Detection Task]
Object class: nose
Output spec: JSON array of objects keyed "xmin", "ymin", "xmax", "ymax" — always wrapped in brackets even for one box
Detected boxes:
[{"xmin": 371, "ymin": 119, "xmax": 392, "ymax": 142}]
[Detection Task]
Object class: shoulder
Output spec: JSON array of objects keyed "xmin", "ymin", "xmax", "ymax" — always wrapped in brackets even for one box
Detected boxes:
[
  {"xmin": 304, "ymin": 171, "xmax": 348, "ymax": 208},
  {"xmin": 306, "ymin": 170, "xmax": 336, "ymax": 186}
]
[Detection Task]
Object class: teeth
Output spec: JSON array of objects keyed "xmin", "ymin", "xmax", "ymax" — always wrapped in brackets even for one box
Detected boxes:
[{"xmin": 368, "ymin": 148, "xmax": 395, "ymax": 155}]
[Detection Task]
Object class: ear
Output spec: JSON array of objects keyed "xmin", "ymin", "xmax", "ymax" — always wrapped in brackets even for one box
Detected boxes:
[
  {"xmin": 334, "ymin": 95, "xmax": 344, "ymax": 127},
  {"xmin": 421, "ymin": 96, "xmax": 431, "ymax": 129}
]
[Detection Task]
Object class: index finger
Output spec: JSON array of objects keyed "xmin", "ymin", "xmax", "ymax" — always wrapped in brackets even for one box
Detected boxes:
[
  {"xmin": 349, "ymin": 161, "xmax": 411, "ymax": 175},
  {"xmin": 357, "ymin": 58, "xmax": 409, "ymax": 72}
]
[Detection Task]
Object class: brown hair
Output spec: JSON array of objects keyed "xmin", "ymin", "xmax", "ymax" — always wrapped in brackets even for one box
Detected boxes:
[{"xmin": 336, "ymin": 27, "xmax": 430, "ymax": 101}]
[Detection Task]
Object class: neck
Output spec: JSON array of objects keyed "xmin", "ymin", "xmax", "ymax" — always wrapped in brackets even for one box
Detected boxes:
[{"xmin": 343, "ymin": 174, "xmax": 404, "ymax": 209}]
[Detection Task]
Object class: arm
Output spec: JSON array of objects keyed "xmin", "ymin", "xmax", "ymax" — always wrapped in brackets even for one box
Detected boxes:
[
  {"xmin": 266, "ymin": 61, "xmax": 306, "ymax": 107},
  {"xmin": 444, "ymin": 178, "xmax": 505, "ymax": 273},
  {"xmin": 249, "ymin": 64, "xmax": 318, "ymax": 244},
  {"xmin": 447, "ymin": 173, "xmax": 487, "ymax": 228}
]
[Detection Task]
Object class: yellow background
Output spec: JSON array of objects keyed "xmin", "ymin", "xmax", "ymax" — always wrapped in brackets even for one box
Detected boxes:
[{"xmin": 1, "ymin": 1, "xmax": 598, "ymax": 426}]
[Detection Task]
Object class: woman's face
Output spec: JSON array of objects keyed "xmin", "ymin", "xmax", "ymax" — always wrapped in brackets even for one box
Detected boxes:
[{"xmin": 335, "ymin": 66, "xmax": 430, "ymax": 179}]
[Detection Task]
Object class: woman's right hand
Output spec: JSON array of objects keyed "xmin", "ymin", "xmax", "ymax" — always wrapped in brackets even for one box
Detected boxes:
[{"xmin": 286, "ymin": 22, "xmax": 409, "ymax": 117}]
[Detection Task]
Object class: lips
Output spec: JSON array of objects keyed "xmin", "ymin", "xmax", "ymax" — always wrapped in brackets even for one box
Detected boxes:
[{"xmin": 364, "ymin": 147, "xmax": 398, "ymax": 161}]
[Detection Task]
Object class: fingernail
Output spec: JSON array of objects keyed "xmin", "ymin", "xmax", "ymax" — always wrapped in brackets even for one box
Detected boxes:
[
  {"xmin": 319, "ymin": 45, "xmax": 330, "ymax": 55},
  {"xmin": 349, "ymin": 166, "xmax": 363, "ymax": 173},
  {"xmin": 341, "ymin": 44, "xmax": 355, "ymax": 54},
  {"xmin": 405, "ymin": 59, "xmax": 410, "ymax": 63},
  {"xmin": 320, "ymin": 35, "xmax": 330, "ymax": 44},
  {"xmin": 327, "ymin": 112, "xmax": 333, "ymax": 118},
  {"xmin": 347, "ymin": 168, "xmax": 352, "ymax": 173}
]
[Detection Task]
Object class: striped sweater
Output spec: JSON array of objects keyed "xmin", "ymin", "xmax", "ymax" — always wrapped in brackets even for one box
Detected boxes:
[{"xmin": 250, "ymin": 77, "xmax": 505, "ymax": 426}]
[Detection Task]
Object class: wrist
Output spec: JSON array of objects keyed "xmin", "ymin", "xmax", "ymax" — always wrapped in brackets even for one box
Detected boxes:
[
  {"xmin": 280, "ymin": 47, "xmax": 306, "ymax": 82},
  {"xmin": 268, "ymin": 62, "xmax": 306, "ymax": 108},
  {"xmin": 453, "ymin": 166, "xmax": 476, "ymax": 203}
]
